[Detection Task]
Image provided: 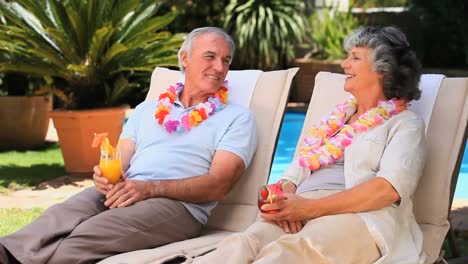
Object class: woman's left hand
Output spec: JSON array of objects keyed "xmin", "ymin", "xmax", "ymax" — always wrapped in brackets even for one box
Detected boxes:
[{"xmin": 260, "ymin": 193, "xmax": 316, "ymax": 225}]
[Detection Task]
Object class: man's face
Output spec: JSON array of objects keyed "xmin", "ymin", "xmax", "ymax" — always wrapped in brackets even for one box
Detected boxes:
[{"xmin": 181, "ymin": 33, "xmax": 232, "ymax": 94}]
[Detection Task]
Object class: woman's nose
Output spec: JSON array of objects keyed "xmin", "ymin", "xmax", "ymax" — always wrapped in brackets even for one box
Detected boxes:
[{"xmin": 341, "ymin": 57, "xmax": 350, "ymax": 69}]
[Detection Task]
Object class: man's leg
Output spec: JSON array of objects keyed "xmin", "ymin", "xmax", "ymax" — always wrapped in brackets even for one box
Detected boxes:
[
  {"xmin": 47, "ymin": 197, "xmax": 202, "ymax": 264},
  {"xmin": 0, "ymin": 243, "xmax": 20, "ymax": 264},
  {"xmin": 0, "ymin": 187, "xmax": 106, "ymax": 264},
  {"xmin": 0, "ymin": 244, "xmax": 7, "ymax": 264}
]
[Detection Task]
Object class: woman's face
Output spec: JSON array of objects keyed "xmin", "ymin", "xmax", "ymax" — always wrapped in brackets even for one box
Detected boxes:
[{"xmin": 341, "ymin": 46, "xmax": 382, "ymax": 96}]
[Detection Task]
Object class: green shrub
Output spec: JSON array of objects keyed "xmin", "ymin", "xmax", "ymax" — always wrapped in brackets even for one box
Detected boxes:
[
  {"xmin": 409, "ymin": 0, "xmax": 468, "ymax": 68},
  {"xmin": 223, "ymin": 0, "xmax": 306, "ymax": 70},
  {"xmin": 167, "ymin": 0, "xmax": 230, "ymax": 32},
  {"xmin": 353, "ymin": 0, "xmax": 409, "ymax": 8},
  {"xmin": 305, "ymin": 6, "xmax": 359, "ymax": 60}
]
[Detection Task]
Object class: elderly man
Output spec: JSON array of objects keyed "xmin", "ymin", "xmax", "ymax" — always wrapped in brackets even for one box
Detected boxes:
[{"xmin": 0, "ymin": 27, "xmax": 258, "ymax": 264}]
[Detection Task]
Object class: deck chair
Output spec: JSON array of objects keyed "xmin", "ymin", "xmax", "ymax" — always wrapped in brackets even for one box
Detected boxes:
[
  {"xmin": 98, "ymin": 67, "xmax": 299, "ymax": 263},
  {"xmin": 291, "ymin": 72, "xmax": 468, "ymax": 264}
]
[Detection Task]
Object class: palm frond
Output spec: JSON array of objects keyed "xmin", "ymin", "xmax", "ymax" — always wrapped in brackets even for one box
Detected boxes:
[{"xmin": 0, "ymin": 0, "xmax": 182, "ymax": 109}]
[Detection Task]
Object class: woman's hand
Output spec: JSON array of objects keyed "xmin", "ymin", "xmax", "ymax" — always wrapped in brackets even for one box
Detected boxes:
[
  {"xmin": 280, "ymin": 180, "xmax": 297, "ymax": 194},
  {"xmin": 273, "ymin": 219, "xmax": 304, "ymax": 234},
  {"xmin": 266, "ymin": 181, "xmax": 303, "ymax": 233},
  {"xmin": 104, "ymin": 177, "xmax": 148, "ymax": 208},
  {"xmin": 261, "ymin": 193, "xmax": 320, "ymax": 226}
]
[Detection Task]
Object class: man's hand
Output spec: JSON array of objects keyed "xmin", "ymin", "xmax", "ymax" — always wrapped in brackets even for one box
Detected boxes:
[
  {"xmin": 93, "ymin": 165, "xmax": 115, "ymax": 195},
  {"xmin": 104, "ymin": 177, "xmax": 148, "ymax": 208}
]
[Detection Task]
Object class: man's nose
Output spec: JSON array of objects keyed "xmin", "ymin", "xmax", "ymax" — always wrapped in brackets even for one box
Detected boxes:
[{"xmin": 212, "ymin": 58, "xmax": 225, "ymax": 72}]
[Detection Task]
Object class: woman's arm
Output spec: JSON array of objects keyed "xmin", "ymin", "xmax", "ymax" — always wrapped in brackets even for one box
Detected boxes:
[
  {"xmin": 262, "ymin": 115, "xmax": 426, "ymax": 223},
  {"xmin": 261, "ymin": 176, "xmax": 399, "ymax": 223}
]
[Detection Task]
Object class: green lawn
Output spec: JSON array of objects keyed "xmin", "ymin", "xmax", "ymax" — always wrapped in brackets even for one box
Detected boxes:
[
  {"xmin": 0, "ymin": 208, "xmax": 44, "ymax": 236},
  {"xmin": 0, "ymin": 142, "xmax": 65, "ymax": 193},
  {"xmin": 0, "ymin": 143, "xmax": 61, "ymax": 236}
]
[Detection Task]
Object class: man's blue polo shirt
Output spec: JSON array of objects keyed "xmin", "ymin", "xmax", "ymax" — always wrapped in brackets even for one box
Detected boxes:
[{"xmin": 120, "ymin": 98, "xmax": 258, "ymax": 224}]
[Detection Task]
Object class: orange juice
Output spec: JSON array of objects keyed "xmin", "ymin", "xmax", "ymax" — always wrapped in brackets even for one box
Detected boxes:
[
  {"xmin": 92, "ymin": 132, "xmax": 123, "ymax": 184},
  {"xmin": 99, "ymin": 156, "xmax": 122, "ymax": 184}
]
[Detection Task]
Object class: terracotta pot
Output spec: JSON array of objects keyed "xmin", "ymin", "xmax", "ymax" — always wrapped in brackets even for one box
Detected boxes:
[
  {"xmin": 292, "ymin": 58, "xmax": 343, "ymax": 102},
  {"xmin": 0, "ymin": 95, "xmax": 52, "ymax": 149},
  {"xmin": 49, "ymin": 106, "xmax": 128, "ymax": 176}
]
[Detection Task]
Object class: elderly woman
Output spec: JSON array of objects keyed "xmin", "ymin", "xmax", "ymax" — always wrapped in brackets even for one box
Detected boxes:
[{"xmin": 191, "ymin": 26, "xmax": 426, "ymax": 263}]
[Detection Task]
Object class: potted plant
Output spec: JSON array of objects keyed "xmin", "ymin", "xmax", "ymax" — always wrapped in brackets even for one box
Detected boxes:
[
  {"xmin": 0, "ymin": 72, "xmax": 52, "ymax": 149},
  {"xmin": 292, "ymin": 5, "xmax": 359, "ymax": 102},
  {"xmin": 223, "ymin": 0, "xmax": 307, "ymax": 70},
  {"xmin": 0, "ymin": 0, "xmax": 184, "ymax": 175}
]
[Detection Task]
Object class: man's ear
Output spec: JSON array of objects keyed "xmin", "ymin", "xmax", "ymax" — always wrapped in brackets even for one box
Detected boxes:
[{"xmin": 180, "ymin": 51, "xmax": 189, "ymax": 68}]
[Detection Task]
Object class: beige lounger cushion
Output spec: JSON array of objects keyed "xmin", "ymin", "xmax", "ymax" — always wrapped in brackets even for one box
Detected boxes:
[
  {"xmin": 293, "ymin": 72, "xmax": 468, "ymax": 264},
  {"xmin": 413, "ymin": 77, "xmax": 468, "ymax": 262},
  {"xmin": 99, "ymin": 67, "xmax": 298, "ymax": 263}
]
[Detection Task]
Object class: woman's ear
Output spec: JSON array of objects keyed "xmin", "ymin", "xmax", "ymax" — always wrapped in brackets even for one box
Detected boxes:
[{"xmin": 377, "ymin": 71, "xmax": 384, "ymax": 81}]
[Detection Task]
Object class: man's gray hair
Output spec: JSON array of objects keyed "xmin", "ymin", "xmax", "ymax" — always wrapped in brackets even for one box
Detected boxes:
[{"xmin": 178, "ymin": 27, "xmax": 235, "ymax": 73}]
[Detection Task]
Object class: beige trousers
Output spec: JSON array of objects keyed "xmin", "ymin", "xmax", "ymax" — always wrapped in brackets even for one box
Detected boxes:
[
  {"xmin": 0, "ymin": 187, "xmax": 202, "ymax": 264},
  {"xmin": 190, "ymin": 190, "xmax": 380, "ymax": 264}
]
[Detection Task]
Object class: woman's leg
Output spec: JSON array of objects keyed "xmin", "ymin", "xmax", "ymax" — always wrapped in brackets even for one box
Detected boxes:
[
  {"xmin": 0, "ymin": 187, "xmax": 107, "ymax": 263},
  {"xmin": 253, "ymin": 190, "xmax": 381, "ymax": 264},
  {"xmin": 191, "ymin": 218, "xmax": 285, "ymax": 264}
]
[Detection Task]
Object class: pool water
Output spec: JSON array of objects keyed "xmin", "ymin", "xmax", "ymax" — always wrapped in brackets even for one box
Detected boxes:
[{"xmin": 268, "ymin": 112, "xmax": 468, "ymax": 199}]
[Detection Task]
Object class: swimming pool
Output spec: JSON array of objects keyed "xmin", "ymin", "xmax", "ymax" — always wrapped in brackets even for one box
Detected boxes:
[{"xmin": 268, "ymin": 112, "xmax": 468, "ymax": 199}]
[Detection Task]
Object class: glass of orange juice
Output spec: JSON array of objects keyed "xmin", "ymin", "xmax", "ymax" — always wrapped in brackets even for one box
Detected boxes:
[{"xmin": 99, "ymin": 146, "xmax": 122, "ymax": 185}]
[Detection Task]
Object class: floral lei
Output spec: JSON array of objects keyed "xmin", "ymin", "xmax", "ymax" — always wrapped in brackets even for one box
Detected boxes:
[
  {"xmin": 154, "ymin": 81, "xmax": 229, "ymax": 133},
  {"xmin": 299, "ymin": 96, "xmax": 407, "ymax": 171}
]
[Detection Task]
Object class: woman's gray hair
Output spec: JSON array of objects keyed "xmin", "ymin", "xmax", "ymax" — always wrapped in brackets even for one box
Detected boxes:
[
  {"xmin": 344, "ymin": 26, "xmax": 422, "ymax": 101},
  {"xmin": 178, "ymin": 27, "xmax": 235, "ymax": 73}
]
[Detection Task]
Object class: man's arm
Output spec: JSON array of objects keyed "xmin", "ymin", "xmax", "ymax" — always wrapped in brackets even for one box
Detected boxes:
[
  {"xmin": 151, "ymin": 150, "xmax": 245, "ymax": 201},
  {"xmin": 120, "ymin": 139, "xmax": 135, "ymax": 173},
  {"xmin": 104, "ymin": 150, "xmax": 245, "ymax": 208},
  {"xmin": 105, "ymin": 108, "xmax": 257, "ymax": 208}
]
